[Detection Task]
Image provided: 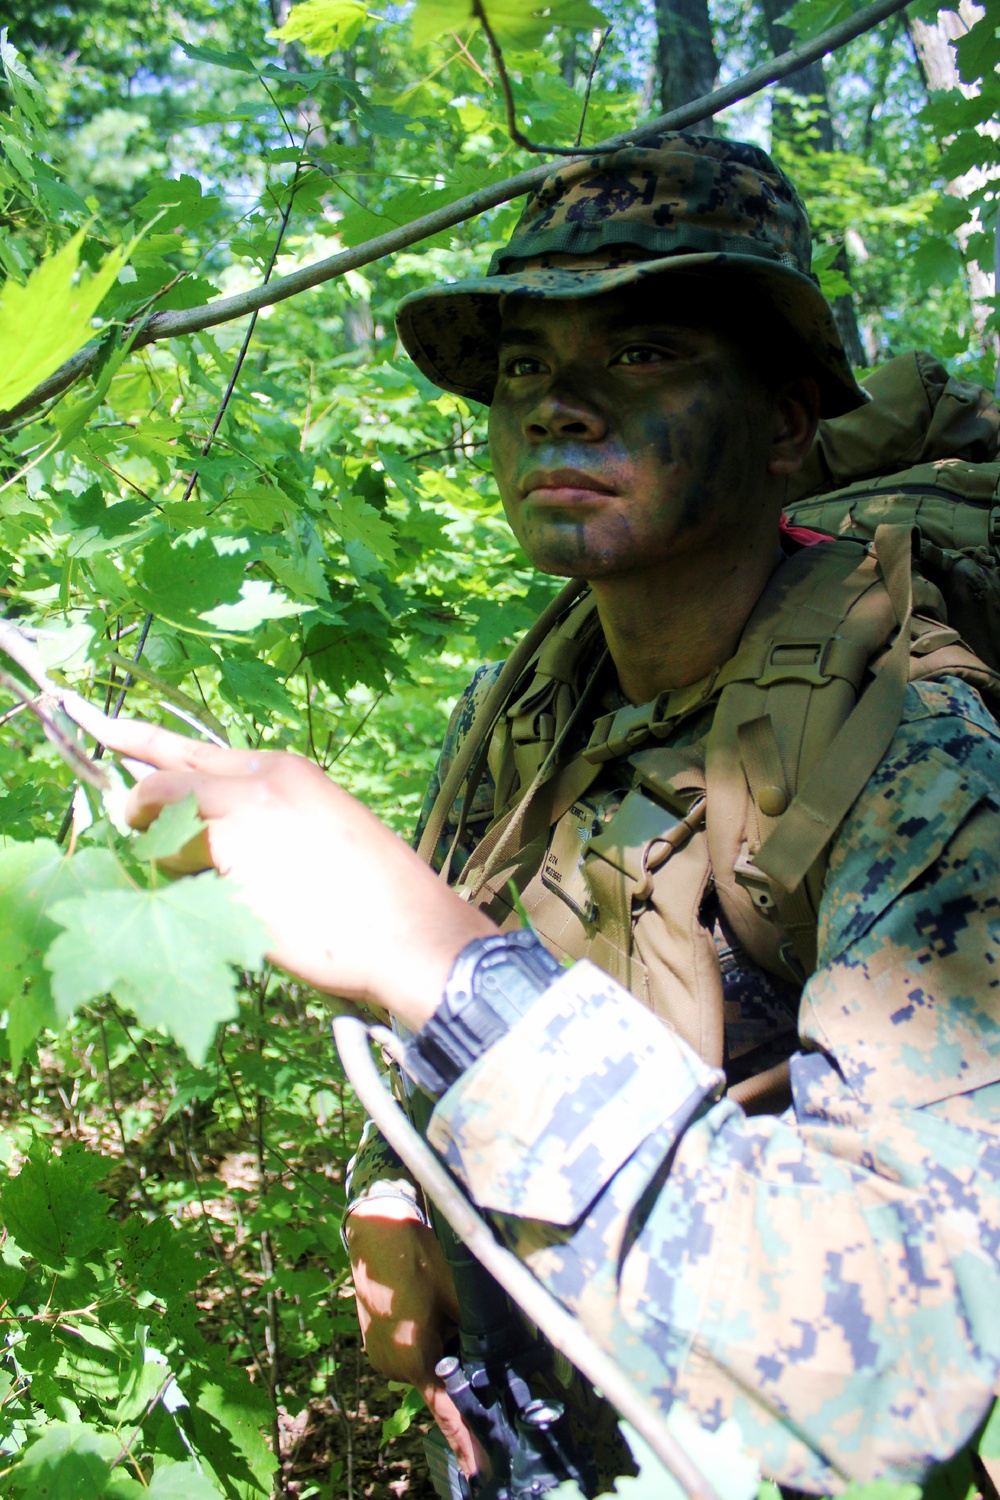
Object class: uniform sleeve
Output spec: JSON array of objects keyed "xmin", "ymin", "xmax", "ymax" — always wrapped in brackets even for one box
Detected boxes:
[{"xmin": 425, "ymin": 678, "xmax": 1000, "ymax": 1492}]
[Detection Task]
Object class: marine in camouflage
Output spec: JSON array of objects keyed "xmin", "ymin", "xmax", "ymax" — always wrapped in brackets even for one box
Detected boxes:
[
  {"xmin": 422, "ymin": 676, "xmax": 1000, "ymax": 1491},
  {"xmin": 348, "ymin": 669, "xmax": 1000, "ymax": 1487},
  {"xmin": 346, "ymin": 129, "xmax": 1000, "ymax": 1492},
  {"xmin": 395, "ymin": 132, "xmax": 867, "ymax": 418}
]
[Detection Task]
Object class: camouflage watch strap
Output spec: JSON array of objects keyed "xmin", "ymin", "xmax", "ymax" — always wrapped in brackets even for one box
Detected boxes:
[{"xmin": 402, "ymin": 930, "xmax": 562, "ymax": 1098}]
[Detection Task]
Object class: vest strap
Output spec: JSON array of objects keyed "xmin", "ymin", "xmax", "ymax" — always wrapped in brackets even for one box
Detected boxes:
[{"xmin": 753, "ymin": 524, "xmax": 916, "ymax": 898}]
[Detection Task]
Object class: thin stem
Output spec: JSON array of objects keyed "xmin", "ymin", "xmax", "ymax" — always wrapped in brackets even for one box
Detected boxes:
[
  {"xmin": 98, "ymin": 1016, "xmax": 130, "ymax": 1163},
  {"xmin": 472, "ymin": 0, "xmax": 533, "ymax": 151},
  {"xmin": 575, "ymin": 26, "xmax": 613, "ymax": 147},
  {"xmin": 108, "ymin": 1004, "xmax": 272, "ymax": 1390},
  {"xmin": 0, "ymin": 0, "xmax": 914, "ymax": 430},
  {"xmin": 326, "ymin": 687, "xmax": 388, "ymax": 768},
  {"xmin": 108, "ymin": 1371, "xmax": 177, "ymax": 1471},
  {"xmin": 0, "ymin": 668, "xmax": 109, "ymax": 789},
  {"xmin": 51, "ymin": 170, "xmax": 303, "ymax": 842},
  {"xmin": 253, "ymin": 976, "xmax": 284, "ymax": 1471}
]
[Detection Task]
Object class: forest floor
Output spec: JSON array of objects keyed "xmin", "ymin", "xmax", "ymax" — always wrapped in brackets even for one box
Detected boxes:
[
  {"xmin": 273, "ymin": 1345, "xmax": 438, "ymax": 1500},
  {"xmin": 8, "ymin": 1029, "xmax": 442, "ymax": 1500}
]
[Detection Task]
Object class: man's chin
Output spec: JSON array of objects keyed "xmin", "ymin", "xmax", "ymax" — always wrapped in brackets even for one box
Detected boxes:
[{"xmin": 527, "ymin": 549, "xmax": 640, "ymax": 582}]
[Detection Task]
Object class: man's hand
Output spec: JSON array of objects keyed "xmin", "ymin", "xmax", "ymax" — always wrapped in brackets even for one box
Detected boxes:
[
  {"xmin": 346, "ymin": 1199, "xmax": 481, "ymax": 1478},
  {"xmin": 73, "ymin": 708, "xmax": 495, "ymax": 1028}
]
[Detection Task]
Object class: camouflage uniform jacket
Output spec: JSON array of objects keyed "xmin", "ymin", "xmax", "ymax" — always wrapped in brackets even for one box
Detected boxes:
[{"xmin": 347, "ymin": 667, "xmax": 1000, "ymax": 1492}]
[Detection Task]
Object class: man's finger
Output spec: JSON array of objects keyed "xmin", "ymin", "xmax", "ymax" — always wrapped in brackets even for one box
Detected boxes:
[
  {"xmin": 422, "ymin": 1382, "xmax": 481, "ymax": 1478},
  {"xmin": 69, "ymin": 700, "xmax": 253, "ymax": 775},
  {"xmin": 125, "ymin": 769, "xmax": 267, "ymax": 829}
]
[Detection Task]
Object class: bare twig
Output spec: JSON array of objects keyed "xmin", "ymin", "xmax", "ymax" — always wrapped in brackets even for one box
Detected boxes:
[
  {"xmin": 326, "ymin": 687, "xmax": 388, "ymax": 768},
  {"xmin": 253, "ymin": 977, "xmax": 284, "ymax": 1471},
  {"xmin": 471, "ymin": 0, "xmax": 535, "ymax": 152},
  {"xmin": 474, "ymin": 1, "xmax": 614, "ymax": 155},
  {"xmin": 0, "ymin": 0, "xmax": 915, "ymax": 431},
  {"xmin": 575, "ymin": 27, "xmax": 613, "ymax": 147},
  {"xmin": 108, "ymin": 1370, "xmax": 178, "ymax": 1471},
  {"xmin": 0, "ymin": 665, "xmax": 110, "ymax": 790}
]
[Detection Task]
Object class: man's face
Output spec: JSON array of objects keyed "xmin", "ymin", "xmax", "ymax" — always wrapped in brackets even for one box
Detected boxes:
[{"xmin": 488, "ymin": 282, "xmax": 783, "ymax": 581}]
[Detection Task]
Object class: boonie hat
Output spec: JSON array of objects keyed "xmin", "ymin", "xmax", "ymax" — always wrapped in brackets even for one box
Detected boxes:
[{"xmin": 395, "ymin": 132, "xmax": 867, "ymax": 417}]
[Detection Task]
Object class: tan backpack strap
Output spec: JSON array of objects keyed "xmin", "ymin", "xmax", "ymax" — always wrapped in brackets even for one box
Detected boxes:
[
  {"xmin": 461, "ymin": 647, "xmax": 611, "ymax": 903},
  {"xmin": 753, "ymin": 524, "xmax": 916, "ymax": 898},
  {"xmin": 415, "ymin": 579, "xmax": 585, "ymax": 869}
]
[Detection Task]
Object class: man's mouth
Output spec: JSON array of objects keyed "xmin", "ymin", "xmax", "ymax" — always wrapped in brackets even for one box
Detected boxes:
[{"xmin": 520, "ymin": 468, "xmax": 617, "ymax": 505}]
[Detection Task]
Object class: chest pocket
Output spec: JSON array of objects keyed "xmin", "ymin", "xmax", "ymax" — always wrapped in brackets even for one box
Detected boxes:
[{"xmin": 507, "ymin": 762, "xmax": 726, "ymax": 1067}]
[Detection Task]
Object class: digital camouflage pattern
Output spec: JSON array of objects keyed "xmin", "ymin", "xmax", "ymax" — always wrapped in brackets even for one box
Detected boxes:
[
  {"xmin": 350, "ymin": 673, "xmax": 1000, "ymax": 1489},
  {"xmin": 424, "ymin": 675, "xmax": 1000, "ymax": 1490},
  {"xmin": 395, "ymin": 132, "xmax": 868, "ymax": 418}
]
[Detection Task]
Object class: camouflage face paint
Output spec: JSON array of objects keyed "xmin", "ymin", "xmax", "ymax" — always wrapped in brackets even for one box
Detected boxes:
[{"xmin": 488, "ymin": 283, "xmax": 780, "ymax": 582}]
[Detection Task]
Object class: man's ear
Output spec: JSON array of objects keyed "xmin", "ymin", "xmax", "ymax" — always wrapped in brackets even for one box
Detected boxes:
[{"xmin": 767, "ymin": 375, "xmax": 821, "ymax": 476}]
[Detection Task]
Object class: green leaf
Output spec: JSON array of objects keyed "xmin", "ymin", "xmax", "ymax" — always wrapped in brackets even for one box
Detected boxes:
[
  {"xmin": 12, "ymin": 1421, "xmax": 119, "ymax": 1496},
  {"xmin": 328, "ymin": 493, "xmax": 398, "ymax": 566},
  {"xmin": 44, "ymin": 874, "xmax": 269, "ymax": 1064},
  {"xmin": 1, "ymin": 1142, "xmax": 111, "ymax": 1270},
  {"xmin": 133, "ymin": 794, "xmax": 204, "ymax": 862},
  {"xmin": 413, "ymin": 0, "xmax": 604, "ymax": 48},
  {"xmin": 0, "ymin": 229, "xmax": 130, "ymax": 416},
  {"xmin": 225, "ymin": 483, "xmax": 292, "ymax": 532},
  {"xmin": 138, "ymin": 533, "xmax": 246, "ymax": 630},
  {"xmin": 380, "ymin": 1384, "xmax": 425, "ymax": 1445},
  {"xmin": 177, "ymin": 41, "xmax": 260, "ymax": 74},
  {"xmin": 219, "ymin": 658, "xmax": 297, "ymax": 718},
  {"xmin": 271, "ymin": 0, "xmax": 370, "ymax": 55},
  {"xmin": 817, "ymin": 266, "xmax": 851, "ymax": 298},
  {"xmin": 148, "ymin": 1461, "xmax": 225, "ymax": 1499},
  {"xmin": 0, "ymin": 30, "xmax": 42, "ymax": 92},
  {"xmin": 200, "ymin": 580, "xmax": 301, "ymax": 631},
  {"xmin": 186, "ymin": 1373, "xmax": 278, "ymax": 1499},
  {"xmin": 954, "ymin": 10, "xmax": 1000, "ymax": 88},
  {"xmin": 773, "ymin": 0, "xmax": 852, "ymax": 43},
  {"xmin": 0, "ymin": 840, "xmax": 129, "ymax": 1067},
  {"xmin": 910, "ymin": 235, "xmax": 963, "ymax": 292},
  {"xmin": 132, "ymin": 175, "xmax": 221, "ymax": 233}
]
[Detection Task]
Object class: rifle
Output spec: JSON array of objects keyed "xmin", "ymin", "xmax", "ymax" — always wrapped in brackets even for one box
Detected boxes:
[
  {"xmin": 416, "ymin": 1142, "xmax": 599, "ymax": 1500},
  {"xmin": 333, "ymin": 1012, "xmax": 720, "ymax": 1500}
]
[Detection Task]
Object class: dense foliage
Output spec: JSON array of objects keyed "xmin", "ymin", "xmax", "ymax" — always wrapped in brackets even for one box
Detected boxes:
[{"xmin": 0, "ymin": 0, "xmax": 999, "ymax": 1493}]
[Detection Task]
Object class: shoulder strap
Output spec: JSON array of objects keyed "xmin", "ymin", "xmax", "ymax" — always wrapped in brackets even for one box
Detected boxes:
[
  {"xmin": 415, "ymin": 579, "xmax": 585, "ymax": 869},
  {"xmin": 711, "ymin": 525, "xmax": 1000, "ymax": 977}
]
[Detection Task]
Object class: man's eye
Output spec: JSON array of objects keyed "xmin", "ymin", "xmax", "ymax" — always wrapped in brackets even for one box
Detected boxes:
[
  {"xmin": 615, "ymin": 345, "xmax": 668, "ymax": 367},
  {"xmin": 501, "ymin": 355, "xmax": 546, "ymax": 377}
]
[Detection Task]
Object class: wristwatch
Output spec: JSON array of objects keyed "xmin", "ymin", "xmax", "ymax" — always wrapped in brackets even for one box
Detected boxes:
[{"xmin": 402, "ymin": 929, "xmax": 562, "ymax": 1098}]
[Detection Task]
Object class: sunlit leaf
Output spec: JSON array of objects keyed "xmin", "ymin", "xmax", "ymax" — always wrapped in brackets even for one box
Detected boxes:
[
  {"xmin": 271, "ymin": 0, "xmax": 370, "ymax": 55},
  {"xmin": 45, "ymin": 874, "xmax": 269, "ymax": 1064},
  {"xmin": 0, "ymin": 230, "xmax": 129, "ymax": 416}
]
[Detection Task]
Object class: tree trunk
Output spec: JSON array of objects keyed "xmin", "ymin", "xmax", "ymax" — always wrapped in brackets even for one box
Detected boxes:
[
  {"xmin": 653, "ymin": 0, "xmax": 718, "ymax": 127},
  {"xmin": 756, "ymin": 0, "xmax": 866, "ymax": 366},
  {"xmin": 561, "ymin": 33, "xmax": 579, "ymax": 88},
  {"xmin": 758, "ymin": 0, "xmax": 835, "ymax": 149}
]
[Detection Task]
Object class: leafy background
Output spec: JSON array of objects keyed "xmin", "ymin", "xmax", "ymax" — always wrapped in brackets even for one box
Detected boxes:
[{"xmin": 0, "ymin": 0, "xmax": 998, "ymax": 1492}]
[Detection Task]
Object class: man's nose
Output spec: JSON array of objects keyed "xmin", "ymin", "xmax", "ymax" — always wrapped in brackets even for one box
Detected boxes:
[{"xmin": 525, "ymin": 383, "xmax": 607, "ymax": 441}]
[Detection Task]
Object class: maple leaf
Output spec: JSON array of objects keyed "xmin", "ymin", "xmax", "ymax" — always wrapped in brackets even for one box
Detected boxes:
[
  {"xmin": 44, "ymin": 874, "xmax": 268, "ymax": 1064},
  {"xmin": 327, "ymin": 492, "xmax": 398, "ymax": 565}
]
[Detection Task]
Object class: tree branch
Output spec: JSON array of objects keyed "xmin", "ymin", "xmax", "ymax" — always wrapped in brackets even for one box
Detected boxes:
[
  {"xmin": 0, "ymin": 0, "xmax": 912, "ymax": 430},
  {"xmin": 576, "ymin": 27, "xmax": 614, "ymax": 148}
]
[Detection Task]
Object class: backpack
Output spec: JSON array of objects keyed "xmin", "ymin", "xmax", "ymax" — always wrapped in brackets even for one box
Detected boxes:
[{"xmin": 415, "ymin": 353, "xmax": 1000, "ymax": 1110}]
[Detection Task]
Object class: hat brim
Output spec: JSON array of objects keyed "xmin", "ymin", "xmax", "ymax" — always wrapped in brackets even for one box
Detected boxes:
[{"xmin": 395, "ymin": 253, "xmax": 868, "ymax": 419}]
